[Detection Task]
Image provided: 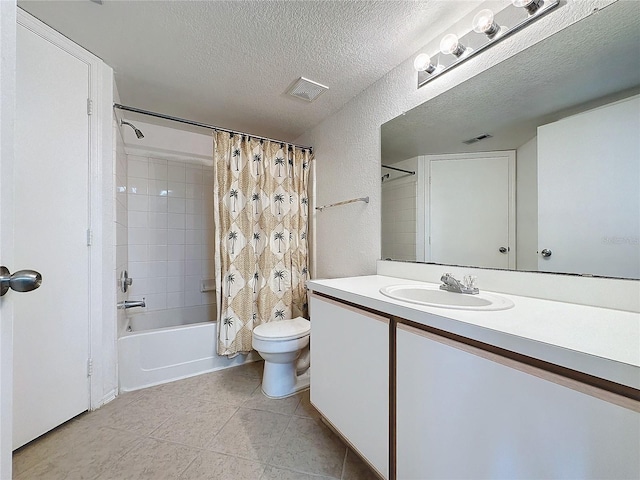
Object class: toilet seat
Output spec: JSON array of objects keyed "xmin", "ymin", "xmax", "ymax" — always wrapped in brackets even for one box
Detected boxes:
[{"xmin": 253, "ymin": 317, "xmax": 310, "ymax": 342}]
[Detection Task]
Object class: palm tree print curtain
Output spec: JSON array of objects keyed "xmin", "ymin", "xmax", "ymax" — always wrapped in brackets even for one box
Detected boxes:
[{"xmin": 213, "ymin": 131, "xmax": 311, "ymax": 356}]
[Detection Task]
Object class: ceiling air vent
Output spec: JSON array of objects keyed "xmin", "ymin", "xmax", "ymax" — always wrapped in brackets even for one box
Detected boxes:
[
  {"xmin": 463, "ymin": 133, "xmax": 493, "ymax": 145},
  {"xmin": 287, "ymin": 77, "xmax": 329, "ymax": 102}
]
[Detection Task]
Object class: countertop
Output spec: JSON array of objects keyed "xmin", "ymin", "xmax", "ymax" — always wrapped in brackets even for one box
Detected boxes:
[{"xmin": 307, "ymin": 275, "xmax": 640, "ymax": 390}]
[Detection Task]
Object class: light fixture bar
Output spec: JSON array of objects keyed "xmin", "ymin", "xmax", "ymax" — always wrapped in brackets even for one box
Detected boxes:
[{"xmin": 417, "ymin": 0, "xmax": 559, "ymax": 88}]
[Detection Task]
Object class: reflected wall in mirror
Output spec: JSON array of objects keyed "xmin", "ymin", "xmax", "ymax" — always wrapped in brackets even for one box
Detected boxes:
[{"xmin": 381, "ymin": 1, "xmax": 640, "ymax": 279}]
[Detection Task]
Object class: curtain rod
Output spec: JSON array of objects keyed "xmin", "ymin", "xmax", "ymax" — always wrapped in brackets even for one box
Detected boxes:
[
  {"xmin": 316, "ymin": 196, "xmax": 369, "ymax": 212},
  {"xmin": 113, "ymin": 103, "xmax": 313, "ymax": 152},
  {"xmin": 381, "ymin": 164, "xmax": 415, "ymax": 175}
]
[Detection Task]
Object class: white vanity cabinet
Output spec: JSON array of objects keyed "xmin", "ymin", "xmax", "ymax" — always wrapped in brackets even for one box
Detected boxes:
[
  {"xmin": 396, "ymin": 323, "xmax": 640, "ymax": 480},
  {"xmin": 309, "ymin": 294, "xmax": 389, "ymax": 479}
]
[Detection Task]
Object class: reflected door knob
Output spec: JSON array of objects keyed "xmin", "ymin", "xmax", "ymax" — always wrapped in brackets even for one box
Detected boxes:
[
  {"xmin": 0, "ymin": 266, "xmax": 43, "ymax": 296},
  {"xmin": 498, "ymin": 246, "xmax": 509, "ymax": 254}
]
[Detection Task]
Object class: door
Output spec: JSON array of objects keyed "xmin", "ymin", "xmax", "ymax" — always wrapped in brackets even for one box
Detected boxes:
[
  {"xmin": 538, "ymin": 95, "xmax": 640, "ymax": 278},
  {"xmin": 427, "ymin": 151, "xmax": 516, "ymax": 269},
  {"xmin": 12, "ymin": 19, "xmax": 91, "ymax": 449}
]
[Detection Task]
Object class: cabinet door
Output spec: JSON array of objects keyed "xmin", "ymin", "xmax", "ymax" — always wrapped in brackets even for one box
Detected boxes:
[
  {"xmin": 397, "ymin": 324, "xmax": 640, "ymax": 480},
  {"xmin": 310, "ymin": 294, "xmax": 389, "ymax": 479}
]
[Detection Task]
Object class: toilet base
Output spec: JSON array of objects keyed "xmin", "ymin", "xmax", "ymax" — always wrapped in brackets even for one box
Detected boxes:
[{"xmin": 261, "ymin": 366, "xmax": 310, "ymax": 399}]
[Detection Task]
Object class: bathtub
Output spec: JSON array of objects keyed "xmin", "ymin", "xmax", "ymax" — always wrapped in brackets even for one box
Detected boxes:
[{"xmin": 118, "ymin": 305, "xmax": 259, "ymax": 392}]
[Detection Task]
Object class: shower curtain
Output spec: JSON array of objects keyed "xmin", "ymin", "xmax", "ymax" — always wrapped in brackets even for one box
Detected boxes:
[{"xmin": 213, "ymin": 131, "xmax": 311, "ymax": 356}]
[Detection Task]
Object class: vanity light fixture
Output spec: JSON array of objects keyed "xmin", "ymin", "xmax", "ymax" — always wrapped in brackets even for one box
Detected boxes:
[{"xmin": 415, "ymin": 0, "xmax": 559, "ymax": 88}]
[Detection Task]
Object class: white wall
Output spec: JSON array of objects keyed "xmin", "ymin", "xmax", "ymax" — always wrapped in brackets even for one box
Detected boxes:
[
  {"xmin": 97, "ymin": 62, "xmax": 117, "ymax": 406},
  {"xmin": 114, "ymin": 88, "xmax": 129, "ymax": 336},
  {"xmin": 296, "ymin": 0, "xmax": 617, "ymax": 279},
  {"xmin": 122, "ymin": 122, "xmax": 216, "ymax": 316},
  {"xmin": 516, "ymin": 136, "xmax": 538, "ymax": 271}
]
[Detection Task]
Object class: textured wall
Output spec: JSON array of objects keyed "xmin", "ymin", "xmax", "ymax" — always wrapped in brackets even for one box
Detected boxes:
[{"xmin": 296, "ymin": 0, "xmax": 615, "ymax": 279}]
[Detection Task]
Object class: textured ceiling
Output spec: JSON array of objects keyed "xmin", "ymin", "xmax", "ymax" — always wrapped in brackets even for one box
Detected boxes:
[
  {"xmin": 382, "ymin": 0, "xmax": 640, "ymax": 162},
  {"xmin": 18, "ymin": 0, "xmax": 485, "ymax": 142}
]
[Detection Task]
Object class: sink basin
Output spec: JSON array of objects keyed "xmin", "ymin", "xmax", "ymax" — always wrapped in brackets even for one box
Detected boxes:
[{"xmin": 379, "ymin": 284, "xmax": 514, "ymax": 311}]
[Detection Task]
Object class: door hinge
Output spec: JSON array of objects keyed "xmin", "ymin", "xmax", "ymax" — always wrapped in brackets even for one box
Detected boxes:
[
  {"xmin": 87, "ymin": 358, "xmax": 93, "ymax": 377},
  {"xmin": 87, "ymin": 98, "xmax": 93, "ymax": 116},
  {"xmin": 86, "ymin": 229, "xmax": 93, "ymax": 246}
]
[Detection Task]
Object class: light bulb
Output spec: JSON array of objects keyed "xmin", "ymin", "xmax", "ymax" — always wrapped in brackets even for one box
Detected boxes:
[
  {"xmin": 512, "ymin": 0, "xmax": 542, "ymax": 15},
  {"xmin": 473, "ymin": 9, "xmax": 500, "ymax": 37},
  {"xmin": 440, "ymin": 33, "xmax": 467, "ymax": 57},
  {"xmin": 413, "ymin": 53, "xmax": 435, "ymax": 73}
]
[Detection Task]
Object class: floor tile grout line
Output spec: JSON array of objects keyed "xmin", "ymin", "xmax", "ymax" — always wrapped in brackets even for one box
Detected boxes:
[
  {"xmin": 340, "ymin": 447, "xmax": 349, "ymax": 480},
  {"xmin": 264, "ymin": 413, "xmax": 345, "ymax": 479},
  {"xmin": 263, "ymin": 408, "xmax": 297, "ymax": 468},
  {"xmin": 99, "ymin": 435, "xmax": 148, "ymax": 478},
  {"xmin": 174, "ymin": 449, "xmax": 202, "ymax": 480},
  {"xmin": 145, "ymin": 405, "xmax": 242, "ymax": 453}
]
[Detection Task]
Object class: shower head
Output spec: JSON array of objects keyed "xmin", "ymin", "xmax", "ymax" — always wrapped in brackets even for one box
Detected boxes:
[{"xmin": 120, "ymin": 120, "xmax": 144, "ymax": 139}]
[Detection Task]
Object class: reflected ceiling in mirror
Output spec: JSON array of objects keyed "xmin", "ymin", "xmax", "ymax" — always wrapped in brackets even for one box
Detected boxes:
[{"xmin": 381, "ymin": 1, "xmax": 640, "ymax": 279}]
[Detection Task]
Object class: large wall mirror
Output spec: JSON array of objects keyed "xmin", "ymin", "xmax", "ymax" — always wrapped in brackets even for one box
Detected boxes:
[{"xmin": 381, "ymin": 1, "xmax": 640, "ymax": 279}]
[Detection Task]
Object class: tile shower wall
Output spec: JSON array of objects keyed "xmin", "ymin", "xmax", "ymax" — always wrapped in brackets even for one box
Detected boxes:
[
  {"xmin": 381, "ymin": 181, "xmax": 417, "ymax": 261},
  {"xmin": 381, "ymin": 157, "xmax": 418, "ymax": 262},
  {"xmin": 126, "ymin": 155, "xmax": 216, "ymax": 311}
]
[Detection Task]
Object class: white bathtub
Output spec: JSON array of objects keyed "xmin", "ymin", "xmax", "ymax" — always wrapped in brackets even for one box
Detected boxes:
[{"xmin": 118, "ymin": 305, "xmax": 259, "ymax": 392}]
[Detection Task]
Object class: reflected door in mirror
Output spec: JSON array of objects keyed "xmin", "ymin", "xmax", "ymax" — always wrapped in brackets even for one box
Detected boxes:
[
  {"xmin": 428, "ymin": 152, "xmax": 516, "ymax": 269},
  {"xmin": 538, "ymin": 95, "xmax": 640, "ymax": 279}
]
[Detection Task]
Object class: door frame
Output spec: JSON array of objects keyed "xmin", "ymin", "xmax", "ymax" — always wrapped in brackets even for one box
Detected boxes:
[
  {"xmin": 418, "ymin": 151, "xmax": 516, "ymax": 269},
  {"xmin": 1, "ymin": 2, "xmax": 17, "ymax": 477},
  {"xmin": 16, "ymin": 9, "xmax": 115, "ymax": 411}
]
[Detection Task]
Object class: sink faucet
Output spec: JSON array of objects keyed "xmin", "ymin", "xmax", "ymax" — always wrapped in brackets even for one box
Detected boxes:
[{"xmin": 440, "ymin": 274, "xmax": 479, "ymax": 295}]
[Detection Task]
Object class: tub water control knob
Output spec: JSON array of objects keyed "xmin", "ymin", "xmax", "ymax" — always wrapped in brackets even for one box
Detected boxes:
[{"xmin": 120, "ymin": 270, "xmax": 133, "ymax": 293}]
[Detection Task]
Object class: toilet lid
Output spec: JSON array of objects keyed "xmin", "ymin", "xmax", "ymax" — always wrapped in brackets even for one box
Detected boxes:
[{"xmin": 253, "ymin": 317, "xmax": 310, "ymax": 341}]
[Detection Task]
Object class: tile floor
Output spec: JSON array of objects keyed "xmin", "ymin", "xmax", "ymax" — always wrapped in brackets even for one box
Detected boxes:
[{"xmin": 12, "ymin": 362, "xmax": 378, "ymax": 479}]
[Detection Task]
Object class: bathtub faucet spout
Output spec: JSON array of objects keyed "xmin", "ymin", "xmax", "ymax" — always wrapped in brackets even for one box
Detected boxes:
[{"xmin": 118, "ymin": 298, "xmax": 146, "ymax": 309}]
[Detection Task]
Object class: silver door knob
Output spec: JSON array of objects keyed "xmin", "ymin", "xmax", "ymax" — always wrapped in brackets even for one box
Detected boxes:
[
  {"xmin": 498, "ymin": 246, "xmax": 509, "ymax": 254},
  {"xmin": 0, "ymin": 266, "xmax": 43, "ymax": 296},
  {"xmin": 540, "ymin": 249, "xmax": 552, "ymax": 258}
]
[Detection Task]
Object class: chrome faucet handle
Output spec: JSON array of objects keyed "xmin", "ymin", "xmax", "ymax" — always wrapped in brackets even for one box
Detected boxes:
[{"xmin": 463, "ymin": 275, "xmax": 477, "ymax": 290}]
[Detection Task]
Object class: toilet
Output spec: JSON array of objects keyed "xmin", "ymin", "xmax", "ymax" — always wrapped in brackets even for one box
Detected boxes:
[{"xmin": 252, "ymin": 317, "xmax": 311, "ymax": 399}]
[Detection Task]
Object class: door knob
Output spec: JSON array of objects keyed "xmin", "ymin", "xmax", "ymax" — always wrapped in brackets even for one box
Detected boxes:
[
  {"xmin": 498, "ymin": 246, "xmax": 510, "ymax": 254},
  {"xmin": 540, "ymin": 249, "xmax": 552, "ymax": 258},
  {"xmin": 0, "ymin": 266, "xmax": 43, "ymax": 296}
]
